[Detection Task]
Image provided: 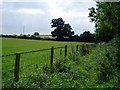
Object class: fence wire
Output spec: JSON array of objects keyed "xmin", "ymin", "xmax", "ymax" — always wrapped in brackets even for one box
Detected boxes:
[
  {"xmin": 19, "ymin": 49, "xmax": 51, "ymax": 80},
  {"xmin": 54, "ymin": 47, "xmax": 64, "ymax": 61},
  {"xmin": 2, "ymin": 44, "xmax": 79, "ymax": 88}
]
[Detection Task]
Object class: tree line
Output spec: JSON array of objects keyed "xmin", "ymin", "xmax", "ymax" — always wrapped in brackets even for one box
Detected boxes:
[
  {"xmin": 1, "ymin": 33, "xmax": 54, "ymax": 41},
  {"xmin": 50, "ymin": 18, "xmax": 95, "ymax": 42},
  {"xmin": 1, "ymin": 30, "xmax": 95, "ymax": 42}
]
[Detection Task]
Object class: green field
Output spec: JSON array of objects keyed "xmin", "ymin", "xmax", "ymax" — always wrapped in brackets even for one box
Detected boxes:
[
  {"xmin": 2, "ymin": 38, "xmax": 85, "ymax": 88},
  {"xmin": 2, "ymin": 38, "xmax": 83, "ymax": 54},
  {"xmin": 2, "ymin": 38, "xmax": 119, "ymax": 88}
]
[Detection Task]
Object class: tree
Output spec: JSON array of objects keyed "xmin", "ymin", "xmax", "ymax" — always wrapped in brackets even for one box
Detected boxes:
[
  {"xmin": 51, "ymin": 18, "xmax": 74, "ymax": 40},
  {"xmin": 88, "ymin": 2, "xmax": 120, "ymax": 42},
  {"xmin": 80, "ymin": 31, "xmax": 95, "ymax": 42},
  {"xmin": 33, "ymin": 32, "xmax": 40, "ymax": 36}
]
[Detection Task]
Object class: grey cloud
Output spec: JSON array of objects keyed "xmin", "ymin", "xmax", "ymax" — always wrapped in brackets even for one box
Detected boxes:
[
  {"xmin": 2, "ymin": 1, "xmax": 96, "ymax": 35},
  {"xmin": 3, "ymin": 2, "xmax": 48, "ymax": 10},
  {"xmin": 59, "ymin": 1, "xmax": 96, "ymax": 12}
]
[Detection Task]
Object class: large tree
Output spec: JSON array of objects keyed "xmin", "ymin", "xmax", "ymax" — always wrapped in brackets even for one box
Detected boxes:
[
  {"xmin": 51, "ymin": 18, "xmax": 74, "ymax": 40},
  {"xmin": 33, "ymin": 32, "xmax": 40, "ymax": 36},
  {"xmin": 88, "ymin": 1, "xmax": 120, "ymax": 42},
  {"xmin": 80, "ymin": 31, "xmax": 95, "ymax": 42}
]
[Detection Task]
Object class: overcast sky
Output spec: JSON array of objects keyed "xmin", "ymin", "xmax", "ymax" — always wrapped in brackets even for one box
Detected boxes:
[{"xmin": 1, "ymin": 0, "xmax": 97, "ymax": 35}]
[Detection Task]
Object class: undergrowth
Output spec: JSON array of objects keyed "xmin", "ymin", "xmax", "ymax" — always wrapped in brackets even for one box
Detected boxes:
[{"xmin": 3, "ymin": 38, "xmax": 120, "ymax": 89}]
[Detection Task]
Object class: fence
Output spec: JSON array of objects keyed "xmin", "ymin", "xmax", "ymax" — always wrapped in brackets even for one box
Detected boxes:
[{"xmin": 1, "ymin": 45, "xmax": 79, "ymax": 83}]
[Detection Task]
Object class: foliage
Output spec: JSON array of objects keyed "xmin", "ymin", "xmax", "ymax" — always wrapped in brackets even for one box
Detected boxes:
[
  {"xmin": 51, "ymin": 18, "xmax": 74, "ymax": 40},
  {"xmin": 2, "ymin": 38, "xmax": 120, "ymax": 88},
  {"xmin": 88, "ymin": 2, "xmax": 120, "ymax": 42},
  {"xmin": 33, "ymin": 32, "xmax": 40, "ymax": 36},
  {"xmin": 53, "ymin": 58, "xmax": 71, "ymax": 73},
  {"xmin": 1, "ymin": 33, "xmax": 96, "ymax": 42},
  {"xmin": 1, "ymin": 34, "xmax": 55, "ymax": 41},
  {"xmin": 41, "ymin": 38, "xmax": 120, "ymax": 88},
  {"xmin": 79, "ymin": 31, "xmax": 95, "ymax": 42},
  {"xmin": 79, "ymin": 44, "xmax": 90, "ymax": 56}
]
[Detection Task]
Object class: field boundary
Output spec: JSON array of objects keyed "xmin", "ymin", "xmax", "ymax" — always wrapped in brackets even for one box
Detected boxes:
[
  {"xmin": 1, "ymin": 46, "xmax": 65, "ymax": 57},
  {"xmin": 2, "ymin": 45, "xmax": 80, "ymax": 82}
]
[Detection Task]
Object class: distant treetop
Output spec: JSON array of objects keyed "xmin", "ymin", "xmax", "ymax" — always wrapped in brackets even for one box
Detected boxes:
[{"xmin": 50, "ymin": 18, "xmax": 74, "ymax": 40}]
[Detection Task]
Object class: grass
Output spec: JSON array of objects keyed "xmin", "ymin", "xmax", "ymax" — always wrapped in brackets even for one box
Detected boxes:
[
  {"xmin": 2, "ymin": 37, "xmax": 120, "ymax": 88},
  {"xmin": 2, "ymin": 38, "xmax": 84, "ymax": 54},
  {"xmin": 33, "ymin": 38, "xmax": 119, "ymax": 88},
  {"xmin": 2, "ymin": 38, "xmax": 91, "ymax": 88}
]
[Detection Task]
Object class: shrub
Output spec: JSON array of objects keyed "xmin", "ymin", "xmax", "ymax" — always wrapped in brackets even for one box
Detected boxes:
[
  {"xmin": 53, "ymin": 58, "xmax": 71, "ymax": 73},
  {"xmin": 42, "ymin": 64, "xmax": 50, "ymax": 74},
  {"xmin": 98, "ymin": 59, "xmax": 113, "ymax": 83},
  {"xmin": 79, "ymin": 44, "xmax": 90, "ymax": 56}
]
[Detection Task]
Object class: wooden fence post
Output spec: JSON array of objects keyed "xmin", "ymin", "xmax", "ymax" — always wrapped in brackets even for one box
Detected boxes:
[
  {"xmin": 14, "ymin": 52, "xmax": 21, "ymax": 82},
  {"xmin": 65, "ymin": 45, "xmax": 67, "ymax": 57},
  {"xmin": 50, "ymin": 46, "xmax": 54, "ymax": 73},
  {"xmin": 76, "ymin": 45, "xmax": 79, "ymax": 53}
]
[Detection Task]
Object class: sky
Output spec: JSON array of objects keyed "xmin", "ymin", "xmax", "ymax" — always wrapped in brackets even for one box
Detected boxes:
[{"xmin": 1, "ymin": 0, "xmax": 97, "ymax": 35}]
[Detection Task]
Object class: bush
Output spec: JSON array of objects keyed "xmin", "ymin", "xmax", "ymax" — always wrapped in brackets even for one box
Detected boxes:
[
  {"xmin": 79, "ymin": 44, "xmax": 90, "ymax": 56},
  {"xmin": 98, "ymin": 58, "xmax": 113, "ymax": 83},
  {"xmin": 42, "ymin": 64, "xmax": 50, "ymax": 74},
  {"xmin": 53, "ymin": 58, "xmax": 71, "ymax": 73}
]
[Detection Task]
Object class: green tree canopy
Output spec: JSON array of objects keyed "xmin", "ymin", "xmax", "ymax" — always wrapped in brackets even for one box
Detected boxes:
[
  {"xmin": 51, "ymin": 18, "xmax": 74, "ymax": 40},
  {"xmin": 89, "ymin": 1, "xmax": 120, "ymax": 42},
  {"xmin": 80, "ymin": 31, "xmax": 95, "ymax": 42},
  {"xmin": 33, "ymin": 32, "xmax": 40, "ymax": 36}
]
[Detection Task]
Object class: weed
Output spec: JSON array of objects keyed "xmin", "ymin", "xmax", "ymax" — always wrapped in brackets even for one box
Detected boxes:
[
  {"xmin": 53, "ymin": 58, "xmax": 71, "ymax": 73},
  {"xmin": 79, "ymin": 44, "xmax": 90, "ymax": 56},
  {"xmin": 42, "ymin": 64, "xmax": 50, "ymax": 74}
]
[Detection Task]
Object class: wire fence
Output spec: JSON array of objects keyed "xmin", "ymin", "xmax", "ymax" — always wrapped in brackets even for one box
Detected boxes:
[
  {"xmin": 1, "ymin": 44, "xmax": 82, "ymax": 88},
  {"xmin": 19, "ymin": 50, "xmax": 51, "ymax": 82},
  {"xmin": 1, "ymin": 43, "xmax": 98, "ymax": 88},
  {"xmin": 2, "ymin": 45, "xmax": 77, "ymax": 83}
]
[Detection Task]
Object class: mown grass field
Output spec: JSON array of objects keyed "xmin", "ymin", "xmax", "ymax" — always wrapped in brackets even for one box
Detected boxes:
[
  {"xmin": 2, "ymin": 38, "xmax": 87, "ymax": 88},
  {"xmin": 2, "ymin": 38, "xmax": 83, "ymax": 54}
]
